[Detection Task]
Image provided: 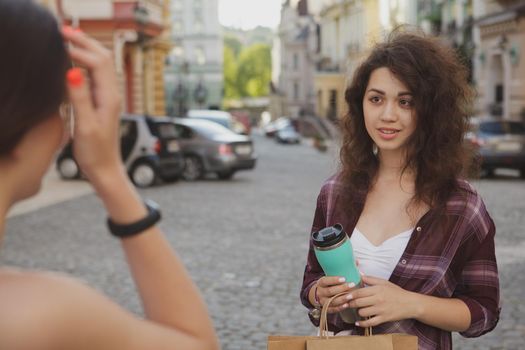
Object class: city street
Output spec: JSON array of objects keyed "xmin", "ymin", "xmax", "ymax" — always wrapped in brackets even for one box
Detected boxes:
[{"xmin": 2, "ymin": 134, "xmax": 525, "ymax": 350}]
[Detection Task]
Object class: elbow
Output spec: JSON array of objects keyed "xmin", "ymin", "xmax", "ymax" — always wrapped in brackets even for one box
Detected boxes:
[
  {"xmin": 195, "ymin": 337, "xmax": 220, "ymax": 350},
  {"xmin": 460, "ymin": 307, "xmax": 500, "ymax": 338}
]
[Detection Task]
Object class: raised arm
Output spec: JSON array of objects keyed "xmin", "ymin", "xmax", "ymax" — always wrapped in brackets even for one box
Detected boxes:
[{"xmin": 60, "ymin": 26, "xmax": 219, "ymax": 350}]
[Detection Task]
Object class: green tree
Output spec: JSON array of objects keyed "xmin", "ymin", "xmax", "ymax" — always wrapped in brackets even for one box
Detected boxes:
[
  {"xmin": 223, "ymin": 46, "xmax": 240, "ymax": 99},
  {"xmin": 224, "ymin": 35, "xmax": 242, "ymax": 58},
  {"xmin": 236, "ymin": 43, "xmax": 271, "ymax": 97}
]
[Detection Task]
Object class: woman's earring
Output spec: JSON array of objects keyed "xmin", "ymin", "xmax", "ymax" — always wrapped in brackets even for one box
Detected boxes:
[{"xmin": 372, "ymin": 144, "xmax": 378, "ymax": 156}]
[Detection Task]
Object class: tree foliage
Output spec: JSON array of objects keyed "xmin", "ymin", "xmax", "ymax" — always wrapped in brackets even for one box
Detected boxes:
[
  {"xmin": 223, "ymin": 37, "xmax": 272, "ymax": 99},
  {"xmin": 237, "ymin": 43, "xmax": 271, "ymax": 97}
]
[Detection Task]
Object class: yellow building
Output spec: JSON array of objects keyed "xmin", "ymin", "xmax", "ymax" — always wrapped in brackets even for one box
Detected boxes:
[{"xmin": 315, "ymin": 0, "xmax": 418, "ymax": 121}]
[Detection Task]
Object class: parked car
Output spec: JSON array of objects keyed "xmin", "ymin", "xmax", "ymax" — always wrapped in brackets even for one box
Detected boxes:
[
  {"xmin": 275, "ymin": 125, "xmax": 301, "ymax": 144},
  {"xmin": 187, "ymin": 109, "xmax": 233, "ymax": 129},
  {"xmin": 263, "ymin": 117, "xmax": 293, "ymax": 137},
  {"xmin": 466, "ymin": 118, "xmax": 525, "ymax": 178},
  {"xmin": 172, "ymin": 117, "xmax": 257, "ymax": 180},
  {"xmin": 56, "ymin": 115, "xmax": 185, "ymax": 187}
]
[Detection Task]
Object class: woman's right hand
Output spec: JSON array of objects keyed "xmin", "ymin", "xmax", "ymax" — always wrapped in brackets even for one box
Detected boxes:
[
  {"xmin": 62, "ymin": 27, "xmax": 125, "ymax": 186},
  {"xmin": 315, "ymin": 276, "xmax": 356, "ymax": 314}
]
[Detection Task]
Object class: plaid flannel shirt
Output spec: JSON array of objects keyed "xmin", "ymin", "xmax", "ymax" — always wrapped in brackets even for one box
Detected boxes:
[{"xmin": 301, "ymin": 175, "xmax": 500, "ymax": 350}]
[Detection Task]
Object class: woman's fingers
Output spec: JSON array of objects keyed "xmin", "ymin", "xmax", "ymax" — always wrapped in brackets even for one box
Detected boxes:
[
  {"xmin": 63, "ymin": 29, "xmax": 119, "ymax": 112},
  {"xmin": 66, "ymin": 68, "xmax": 95, "ymax": 130},
  {"xmin": 62, "ymin": 26, "xmax": 108, "ymax": 56},
  {"xmin": 318, "ymin": 276, "xmax": 347, "ymax": 288}
]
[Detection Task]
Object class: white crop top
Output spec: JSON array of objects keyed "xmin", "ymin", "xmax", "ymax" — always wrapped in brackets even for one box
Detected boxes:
[{"xmin": 350, "ymin": 227, "xmax": 413, "ymax": 281}]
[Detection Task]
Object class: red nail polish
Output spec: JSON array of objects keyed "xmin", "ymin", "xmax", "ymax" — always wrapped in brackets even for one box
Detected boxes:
[
  {"xmin": 62, "ymin": 25, "xmax": 74, "ymax": 35},
  {"xmin": 67, "ymin": 68, "xmax": 84, "ymax": 87}
]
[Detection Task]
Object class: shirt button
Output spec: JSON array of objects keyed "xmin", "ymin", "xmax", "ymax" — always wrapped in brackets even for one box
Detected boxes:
[
  {"xmin": 401, "ymin": 259, "xmax": 407, "ymax": 265},
  {"xmin": 416, "ymin": 226, "xmax": 422, "ymax": 232}
]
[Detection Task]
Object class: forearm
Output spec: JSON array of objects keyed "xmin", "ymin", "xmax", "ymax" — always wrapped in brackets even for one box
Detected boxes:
[
  {"xmin": 410, "ymin": 292, "xmax": 471, "ymax": 332},
  {"xmin": 91, "ymin": 167, "xmax": 217, "ymax": 345}
]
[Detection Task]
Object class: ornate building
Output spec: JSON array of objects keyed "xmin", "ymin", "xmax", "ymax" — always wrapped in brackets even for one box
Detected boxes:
[
  {"xmin": 38, "ymin": 0, "xmax": 171, "ymax": 116},
  {"xmin": 473, "ymin": 0, "xmax": 525, "ymax": 121},
  {"xmin": 165, "ymin": 0, "xmax": 224, "ymax": 115}
]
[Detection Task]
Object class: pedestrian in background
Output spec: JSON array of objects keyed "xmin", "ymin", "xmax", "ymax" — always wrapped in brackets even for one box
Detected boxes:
[
  {"xmin": 0, "ymin": 1, "xmax": 218, "ymax": 349},
  {"xmin": 301, "ymin": 29, "xmax": 500, "ymax": 349}
]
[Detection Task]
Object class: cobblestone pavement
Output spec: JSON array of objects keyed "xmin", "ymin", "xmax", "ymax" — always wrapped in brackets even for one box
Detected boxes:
[{"xmin": 2, "ymin": 134, "xmax": 524, "ymax": 349}]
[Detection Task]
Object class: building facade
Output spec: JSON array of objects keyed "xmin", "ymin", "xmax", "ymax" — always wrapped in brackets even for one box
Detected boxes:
[
  {"xmin": 273, "ymin": 0, "xmax": 319, "ymax": 119},
  {"xmin": 473, "ymin": 0, "xmax": 525, "ymax": 121},
  {"xmin": 165, "ymin": 0, "xmax": 223, "ymax": 116},
  {"xmin": 38, "ymin": 0, "xmax": 171, "ymax": 116},
  {"xmin": 314, "ymin": 0, "xmax": 419, "ymax": 121}
]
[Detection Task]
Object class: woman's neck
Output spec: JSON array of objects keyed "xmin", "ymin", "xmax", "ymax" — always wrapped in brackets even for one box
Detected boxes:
[{"xmin": 377, "ymin": 149, "xmax": 412, "ymax": 178}]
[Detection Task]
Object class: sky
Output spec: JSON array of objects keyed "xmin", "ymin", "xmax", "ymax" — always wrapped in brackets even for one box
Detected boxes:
[{"xmin": 218, "ymin": 0, "xmax": 284, "ymax": 30}]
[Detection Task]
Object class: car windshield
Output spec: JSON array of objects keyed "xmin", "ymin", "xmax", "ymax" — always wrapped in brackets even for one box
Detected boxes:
[
  {"xmin": 479, "ymin": 121, "xmax": 525, "ymax": 135},
  {"xmin": 189, "ymin": 120, "xmax": 238, "ymax": 137},
  {"xmin": 192, "ymin": 116, "xmax": 231, "ymax": 129},
  {"xmin": 155, "ymin": 122, "xmax": 179, "ymax": 138}
]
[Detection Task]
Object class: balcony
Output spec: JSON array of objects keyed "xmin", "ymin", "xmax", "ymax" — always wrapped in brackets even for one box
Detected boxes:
[{"xmin": 113, "ymin": 0, "xmax": 164, "ymax": 37}]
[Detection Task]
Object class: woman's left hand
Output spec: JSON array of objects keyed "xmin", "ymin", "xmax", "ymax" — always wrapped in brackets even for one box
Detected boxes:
[{"xmin": 347, "ymin": 275, "xmax": 418, "ymax": 327}]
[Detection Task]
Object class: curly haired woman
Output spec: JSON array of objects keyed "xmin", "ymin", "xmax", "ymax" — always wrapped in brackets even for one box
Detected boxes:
[{"xmin": 300, "ymin": 30, "xmax": 500, "ymax": 349}]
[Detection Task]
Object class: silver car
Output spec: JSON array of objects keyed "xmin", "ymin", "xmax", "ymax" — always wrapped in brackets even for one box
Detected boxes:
[
  {"xmin": 173, "ymin": 117, "xmax": 257, "ymax": 180},
  {"xmin": 466, "ymin": 118, "xmax": 525, "ymax": 178}
]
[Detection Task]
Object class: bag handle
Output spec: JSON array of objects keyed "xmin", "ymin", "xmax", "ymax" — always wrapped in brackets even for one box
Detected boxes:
[{"xmin": 319, "ymin": 292, "xmax": 372, "ymax": 338}]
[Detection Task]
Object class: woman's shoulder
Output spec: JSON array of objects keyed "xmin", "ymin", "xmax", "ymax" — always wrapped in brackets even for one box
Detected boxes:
[
  {"xmin": 447, "ymin": 179, "xmax": 494, "ymax": 240},
  {"xmin": 318, "ymin": 173, "xmax": 344, "ymax": 197},
  {"xmin": 0, "ymin": 268, "xmax": 98, "ymax": 349}
]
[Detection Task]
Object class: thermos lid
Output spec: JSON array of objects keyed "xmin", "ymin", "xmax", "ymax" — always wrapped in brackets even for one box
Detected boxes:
[{"xmin": 312, "ymin": 223, "xmax": 347, "ymax": 248}]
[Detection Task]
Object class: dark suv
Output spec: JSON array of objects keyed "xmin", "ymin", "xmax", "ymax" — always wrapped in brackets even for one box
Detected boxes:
[
  {"xmin": 56, "ymin": 115, "xmax": 185, "ymax": 187},
  {"xmin": 466, "ymin": 118, "xmax": 525, "ymax": 178}
]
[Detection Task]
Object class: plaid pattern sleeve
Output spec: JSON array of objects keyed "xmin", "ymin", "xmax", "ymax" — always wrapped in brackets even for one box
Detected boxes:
[{"xmin": 300, "ymin": 177, "xmax": 501, "ymax": 350}]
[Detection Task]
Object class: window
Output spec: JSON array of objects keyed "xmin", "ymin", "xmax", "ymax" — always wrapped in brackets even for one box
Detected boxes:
[
  {"xmin": 328, "ymin": 89, "xmax": 337, "ymax": 121},
  {"xmin": 173, "ymin": 21, "xmax": 183, "ymax": 33},
  {"xmin": 293, "ymin": 53, "xmax": 299, "ymax": 70},
  {"xmin": 293, "ymin": 82, "xmax": 300, "ymax": 100},
  {"xmin": 174, "ymin": 124, "xmax": 193, "ymax": 139},
  {"xmin": 195, "ymin": 47, "xmax": 206, "ymax": 65},
  {"xmin": 172, "ymin": 0, "xmax": 182, "ymax": 11},
  {"xmin": 480, "ymin": 121, "xmax": 525, "ymax": 135}
]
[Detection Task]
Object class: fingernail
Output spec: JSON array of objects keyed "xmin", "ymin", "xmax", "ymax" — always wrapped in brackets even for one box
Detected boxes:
[
  {"xmin": 62, "ymin": 25, "xmax": 74, "ymax": 35},
  {"xmin": 74, "ymin": 28, "xmax": 83, "ymax": 33},
  {"xmin": 67, "ymin": 68, "xmax": 84, "ymax": 87},
  {"xmin": 338, "ymin": 277, "xmax": 346, "ymax": 283},
  {"xmin": 346, "ymin": 294, "xmax": 353, "ymax": 300},
  {"xmin": 348, "ymin": 282, "xmax": 355, "ymax": 288},
  {"xmin": 355, "ymin": 321, "xmax": 360, "ymax": 326},
  {"xmin": 342, "ymin": 303, "xmax": 348, "ymax": 309}
]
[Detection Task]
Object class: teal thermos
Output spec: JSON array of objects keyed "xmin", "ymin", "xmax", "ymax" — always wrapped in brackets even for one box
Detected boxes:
[{"xmin": 312, "ymin": 223, "xmax": 363, "ymax": 323}]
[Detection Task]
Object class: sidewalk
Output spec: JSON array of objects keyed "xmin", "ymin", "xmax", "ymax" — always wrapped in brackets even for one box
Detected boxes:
[{"xmin": 8, "ymin": 168, "xmax": 93, "ymax": 218}]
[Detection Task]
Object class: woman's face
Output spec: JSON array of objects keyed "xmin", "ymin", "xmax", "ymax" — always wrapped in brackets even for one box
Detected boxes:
[{"xmin": 362, "ymin": 67, "xmax": 417, "ymax": 157}]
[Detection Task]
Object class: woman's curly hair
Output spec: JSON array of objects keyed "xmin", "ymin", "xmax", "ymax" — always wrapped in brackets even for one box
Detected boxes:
[{"xmin": 339, "ymin": 29, "xmax": 474, "ymax": 217}]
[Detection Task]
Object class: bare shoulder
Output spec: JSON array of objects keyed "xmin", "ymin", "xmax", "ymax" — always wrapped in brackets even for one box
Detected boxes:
[{"xmin": 0, "ymin": 268, "xmax": 135, "ymax": 350}]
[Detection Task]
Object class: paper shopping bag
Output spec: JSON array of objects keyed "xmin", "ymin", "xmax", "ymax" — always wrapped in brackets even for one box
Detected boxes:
[{"xmin": 267, "ymin": 293, "xmax": 417, "ymax": 350}]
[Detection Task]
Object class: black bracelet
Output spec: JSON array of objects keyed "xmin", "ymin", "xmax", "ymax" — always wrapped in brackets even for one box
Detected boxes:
[{"xmin": 107, "ymin": 200, "xmax": 161, "ymax": 238}]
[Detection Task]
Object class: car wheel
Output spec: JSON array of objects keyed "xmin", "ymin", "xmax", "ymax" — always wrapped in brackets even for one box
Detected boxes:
[
  {"xmin": 217, "ymin": 170, "xmax": 235, "ymax": 180},
  {"xmin": 131, "ymin": 162, "xmax": 158, "ymax": 188},
  {"xmin": 182, "ymin": 156, "xmax": 204, "ymax": 181},
  {"xmin": 57, "ymin": 157, "xmax": 80, "ymax": 179}
]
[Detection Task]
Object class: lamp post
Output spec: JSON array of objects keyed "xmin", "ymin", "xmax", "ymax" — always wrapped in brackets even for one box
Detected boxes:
[
  {"xmin": 172, "ymin": 60, "xmax": 189, "ymax": 116},
  {"xmin": 194, "ymin": 81, "xmax": 208, "ymax": 108}
]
